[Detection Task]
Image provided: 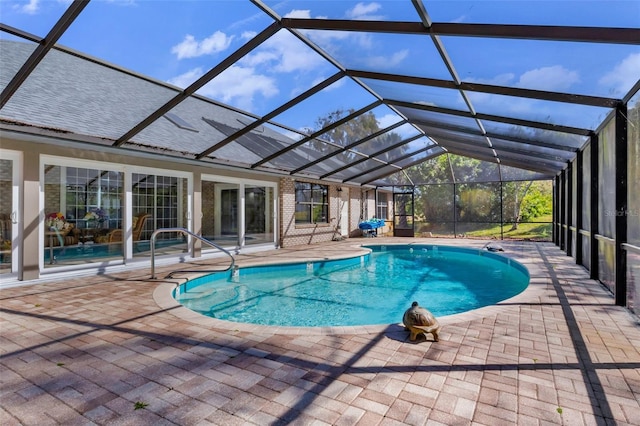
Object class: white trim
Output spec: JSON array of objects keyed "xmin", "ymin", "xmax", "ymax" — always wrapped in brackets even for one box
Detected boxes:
[
  {"xmin": 0, "ymin": 149, "xmax": 23, "ymax": 277},
  {"xmin": 40, "ymin": 154, "xmax": 127, "ymax": 172},
  {"xmin": 201, "ymin": 173, "xmax": 277, "ymax": 188}
]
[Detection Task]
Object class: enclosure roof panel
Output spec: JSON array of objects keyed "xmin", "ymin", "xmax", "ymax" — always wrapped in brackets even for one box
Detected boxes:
[{"xmin": 1, "ymin": 0, "xmax": 637, "ymax": 185}]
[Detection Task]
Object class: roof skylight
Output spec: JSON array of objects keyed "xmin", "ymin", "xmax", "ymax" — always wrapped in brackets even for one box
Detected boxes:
[{"xmin": 163, "ymin": 112, "xmax": 199, "ymax": 132}]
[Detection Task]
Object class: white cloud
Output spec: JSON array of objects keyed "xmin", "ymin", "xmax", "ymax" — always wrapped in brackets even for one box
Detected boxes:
[
  {"xmin": 415, "ymin": 100, "xmax": 438, "ymax": 107},
  {"xmin": 287, "ymin": 74, "xmax": 335, "ymax": 98},
  {"xmin": 282, "ymin": 6, "xmax": 378, "ymax": 55},
  {"xmin": 241, "ymin": 31, "xmax": 257, "ymax": 40},
  {"xmin": 171, "ymin": 31, "xmax": 234, "ymax": 60},
  {"xmin": 305, "ymin": 28, "xmax": 372, "ymax": 52},
  {"xmin": 283, "ymin": 8, "xmax": 331, "ymax": 21},
  {"xmin": 346, "ymin": 2, "xmax": 384, "ymax": 20},
  {"xmin": 599, "ymin": 52, "xmax": 640, "ymax": 96},
  {"xmin": 365, "ymin": 49, "xmax": 409, "ymax": 69},
  {"xmin": 166, "ymin": 67, "xmax": 203, "ymax": 88},
  {"xmin": 167, "ymin": 66, "xmax": 278, "ymax": 111},
  {"xmin": 377, "ymin": 113, "xmax": 403, "ymax": 129},
  {"xmin": 241, "ymin": 50, "xmax": 280, "ymax": 68},
  {"xmin": 517, "ymin": 65, "xmax": 580, "ymax": 91},
  {"xmin": 466, "ymin": 89, "xmax": 538, "ymax": 115},
  {"xmin": 201, "ymin": 66, "xmax": 278, "ymax": 111},
  {"xmin": 14, "ymin": 0, "xmax": 39, "ymax": 14},
  {"xmin": 451, "ymin": 15, "xmax": 467, "ymax": 24},
  {"xmin": 466, "ymin": 66, "xmax": 580, "ymax": 98},
  {"xmin": 241, "ymin": 30, "xmax": 324, "ymax": 74},
  {"xmin": 284, "ymin": 9, "xmax": 312, "ymax": 19},
  {"xmin": 319, "ymin": 77, "xmax": 345, "ymax": 92},
  {"xmin": 466, "ymin": 73, "xmax": 516, "ymax": 86}
]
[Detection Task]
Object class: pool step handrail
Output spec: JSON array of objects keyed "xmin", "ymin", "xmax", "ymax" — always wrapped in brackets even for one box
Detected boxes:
[{"xmin": 150, "ymin": 228, "xmax": 235, "ymax": 279}]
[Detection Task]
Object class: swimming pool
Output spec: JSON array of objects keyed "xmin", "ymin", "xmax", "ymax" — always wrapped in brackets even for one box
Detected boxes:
[{"xmin": 174, "ymin": 244, "xmax": 530, "ymax": 327}]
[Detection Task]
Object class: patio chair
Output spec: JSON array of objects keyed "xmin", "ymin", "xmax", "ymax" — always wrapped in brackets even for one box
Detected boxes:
[
  {"xmin": 1, "ymin": 213, "xmax": 11, "ymax": 261},
  {"xmin": 95, "ymin": 213, "xmax": 151, "ymax": 243},
  {"xmin": 0, "ymin": 213, "xmax": 11, "ymax": 243}
]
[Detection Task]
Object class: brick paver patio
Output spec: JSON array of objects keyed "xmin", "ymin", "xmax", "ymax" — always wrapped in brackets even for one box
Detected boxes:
[{"xmin": 1, "ymin": 239, "xmax": 639, "ymax": 425}]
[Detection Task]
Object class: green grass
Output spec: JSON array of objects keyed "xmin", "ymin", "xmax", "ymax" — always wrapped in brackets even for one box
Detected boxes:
[{"xmin": 417, "ymin": 215, "xmax": 552, "ymax": 241}]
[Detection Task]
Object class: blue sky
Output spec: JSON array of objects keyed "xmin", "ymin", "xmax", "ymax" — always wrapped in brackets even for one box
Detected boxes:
[{"xmin": 1, "ymin": 0, "xmax": 639, "ymax": 137}]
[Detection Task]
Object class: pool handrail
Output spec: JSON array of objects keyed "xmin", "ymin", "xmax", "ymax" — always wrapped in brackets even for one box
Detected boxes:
[{"xmin": 150, "ymin": 228, "xmax": 235, "ymax": 279}]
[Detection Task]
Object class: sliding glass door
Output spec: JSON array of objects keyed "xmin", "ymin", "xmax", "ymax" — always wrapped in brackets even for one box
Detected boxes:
[
  {"xmin": 0, "ymin": 150, "xmax": 20, "ymax": 276},
  {"xmin": 202, "ymin": 181, "xmax": 239, "ymax": 248},
  {"xmin": 202, "ymin": 176, "xmax": 276, "ymax": 249},
  {"xmin": 245, "ymin": 185, "xmax": 274, "ymax": 246}
]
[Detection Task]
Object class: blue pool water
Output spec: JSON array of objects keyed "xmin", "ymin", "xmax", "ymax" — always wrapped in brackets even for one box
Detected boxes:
[
  {"xmin": 44, "ymin": 239, "xmax": 185, "ymax": 263},
  {"xmin": 174, "ymin": 245, "xmax": 530, "ymax": 327}
]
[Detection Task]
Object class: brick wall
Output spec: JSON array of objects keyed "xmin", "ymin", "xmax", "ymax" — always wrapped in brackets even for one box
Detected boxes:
[
  {"xmin": 280, "ymin": 177, "xmax": 364, "ymax": 247},
  {"xmin": 44, "ymin": 184, "xmax": 62, "ymax": 216},
  {"xmin": 201, "ymin": 181, "xmax": 215, "ymax": 237},
  {"xmin": 0, "ymin": 181, "xmax": 11, "ymax": 216},
  {"xmin": 43, "ymin": 165, "xmax": 62, "ymax": 216}
]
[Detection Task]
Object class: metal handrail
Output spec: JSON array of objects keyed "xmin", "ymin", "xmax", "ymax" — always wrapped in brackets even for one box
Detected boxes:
[
  {"xmin": 621, "ymin": 243, "xmax": 640, "ymax": 255},
  {"xmin": 150, "ymin": 228, "xmax": 235, "ymax": 279},
  {"xmin": 594, "ymin": 234, "xmax": 615, "ymax": 244}
]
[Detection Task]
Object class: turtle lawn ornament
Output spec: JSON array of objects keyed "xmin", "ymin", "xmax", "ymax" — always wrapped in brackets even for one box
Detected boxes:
[{"xmin": 402, "ymin": 301, "xmax": 441, "ymax": 342}]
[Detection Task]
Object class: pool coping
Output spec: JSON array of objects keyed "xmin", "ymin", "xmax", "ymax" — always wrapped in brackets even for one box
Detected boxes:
[{"xmin": 153, "ymin": 241, "xmax": 548, "ymax": 335}]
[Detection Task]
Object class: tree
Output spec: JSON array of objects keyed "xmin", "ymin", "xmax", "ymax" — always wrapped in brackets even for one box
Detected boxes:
[
  {"xmin": 505, "ymin": 180, "xmax": 533, "ymax": 230},
  {"xmin": 502, "ymin": 180, "xmax": 552, "ymax": 229},
  {"xmin": 311, "ymin": 108, "xmax": 404, "ymax": 177}
]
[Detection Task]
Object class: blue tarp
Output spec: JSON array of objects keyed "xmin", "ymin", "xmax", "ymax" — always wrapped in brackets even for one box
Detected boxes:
[{"xmin": 358, "ymin": 219, "xmax": 385, "ymax": 230}]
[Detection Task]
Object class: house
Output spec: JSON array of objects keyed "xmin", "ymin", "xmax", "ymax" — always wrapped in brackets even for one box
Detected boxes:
[{"xmin": 0, "ymin": 0, "xmax": 638, "ymax": 319}]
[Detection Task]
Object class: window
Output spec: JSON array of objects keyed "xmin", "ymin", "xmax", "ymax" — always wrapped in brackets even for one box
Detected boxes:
[
  {"xmin": 43, "ymin": 163, "xmax": 124, "ymax": 267},
  {"xmin": 64, "ymin": 167, "xmax": 124, "ymax": 229},
  {"xmin": 295, "ymin": 182, "xmax": 328, "ymax": 224},
  {"xmin": 132, "ymin": 173, "xmax": 187, "ymax": 244},
  {"xmin": 377, "ymin": 192, "xmax": 389, "ymax": 219}
]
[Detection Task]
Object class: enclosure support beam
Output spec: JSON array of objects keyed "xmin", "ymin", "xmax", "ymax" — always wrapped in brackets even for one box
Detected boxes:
[
  {"xmin": 453, "ymin": 183, "xmax": 457, "ymax": 238},
  {"xmin": 614, "ymin": 104, "xmax": 628, "ymax": 307},
  {"xmin": 590, "ymin": 134, "xmax": 599, "ymax": 281},
  {"xmin": 575, "ymin": 150, "xmax": 583, "ymax": 266},
  {"xmin": 553, "ymin": 175, "xmax": 559, "ymax": 246},
  {"xmin": 500, "ymin": 183, "xmax": 504, "ymax": 240},
  {"xmin": 566, "ymin": 162, "xmax": 573, "ymax": 257},
  {"xmin": 560, "ymin": 170, "xmax": 566, "ymax": 251}
]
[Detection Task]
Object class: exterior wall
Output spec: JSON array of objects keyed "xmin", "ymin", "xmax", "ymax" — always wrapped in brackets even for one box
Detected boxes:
[
  {"xmin": 192, "ymin": 173, "xmax": 202, "ymax": 256},
  {"xmin": 0, "ymin": 136, "xmax": 282, "ymax": 280},
  {"xmin": 363, "ymin": 189, "xmax": 376, "ymax": 221},
  {"xmin": 0, "ymin": 135, "xmax": 378, "ymax": 280},
  {"xmin": 23, "ymin": 150, "xmax": 39, "ymax": 280},
  {"xmin": 201, "ymin": 180, "xmax": 215, "ymax": 237},
  {"xmin": 349, "ymin": 188, "xmax": 363, "ymax": 237},
  {"xmin": 279, "ymin": 177, "xmax": 364, "ymax": 247}
]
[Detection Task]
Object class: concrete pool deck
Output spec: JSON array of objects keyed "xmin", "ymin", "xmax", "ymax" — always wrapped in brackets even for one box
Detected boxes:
[{"xmin": 1, "ymin": 238, "xmax": 639, "ymax": 425}]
